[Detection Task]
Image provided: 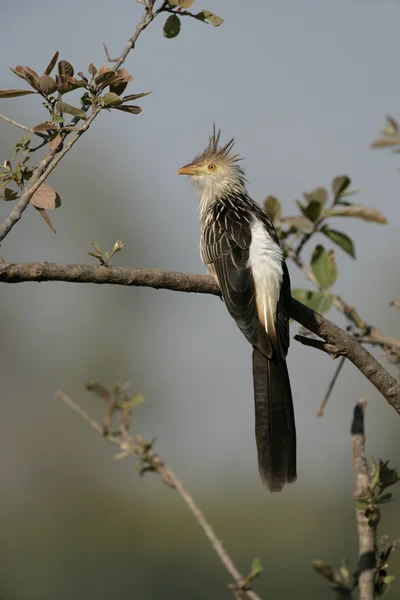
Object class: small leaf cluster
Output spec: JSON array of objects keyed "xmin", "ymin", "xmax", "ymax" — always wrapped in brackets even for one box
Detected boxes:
[
  {"xmin": 0, "ymin": 52, "xmax": 149, "ymax": 138},
  {"xmin": 371, "ymin": 115, "xmax": 400, "ymax": 152},
  {"xmin": 86, "ymin": 379, "xmax": 144, "ymax": 438},
  {"xmin": 0, "ymin": 55, "xmax": 149, "ymax": 232},
  {"xmin": 266, "ymin": 176, "xmax": 388, "ymax": 316},
  {"xmin": 85, "ymin": 380, "xmax": 163, "ymax": 477},
  {"xmin": 163, "ymin": 0, "xmax": 223, "ymax": 39},
  {"xmin": 312, "ymin": 557, "xmax": 354, "ymax": 598},
  {"xmin": 88, "ymin": 239, "xmax": 124, "ymax": 266},
  {"xmin": 228, "ymin": 557, "xmax": 263, "ymax": 597},
  {"xmin": 357, "ymin": 459, "xmax": 400, "ymax": 528},
  {"xmin": 313, "ymin": 460, "xmax": 399, "ymax": 598},
  {"xmin": 0, "ymin": 153, "xmax": 61, "ymax": 232}
]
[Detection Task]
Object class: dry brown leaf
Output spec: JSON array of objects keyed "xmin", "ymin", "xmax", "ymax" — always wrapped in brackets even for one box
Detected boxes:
[
  {"xmin": 49, "ymin": 133, "xmax": 63, "ymax": 150},
  {"xmin": 370, "ymin": 138, "xmax": 400, "ymax": 149},
  {"xmin": 34, "ymin": 207, "xmax": 56, "ymax": 233},
  {"xmin": 31, "ymin": 183, "xmax": 61, "ymax": 209},
  {"xmin": 328, "ymin": 204, "xmax": 387, "ymax": 224}
]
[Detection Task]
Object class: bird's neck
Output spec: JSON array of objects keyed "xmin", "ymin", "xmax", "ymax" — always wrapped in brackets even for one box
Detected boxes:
[{"xmin": 196, "ymin": 178, "xmax": 248, "ymax": 222}]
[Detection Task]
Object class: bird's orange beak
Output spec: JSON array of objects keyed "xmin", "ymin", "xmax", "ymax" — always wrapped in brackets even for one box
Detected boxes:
[{"xmin": 177, "ymin": 163, "xmax": 200, "ymax": 176}]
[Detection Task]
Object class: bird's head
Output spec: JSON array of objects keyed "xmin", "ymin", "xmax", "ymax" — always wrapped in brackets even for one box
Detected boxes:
[{"xmin": 178, "ymin": 126, "xmax": 246, "ymax": 203}]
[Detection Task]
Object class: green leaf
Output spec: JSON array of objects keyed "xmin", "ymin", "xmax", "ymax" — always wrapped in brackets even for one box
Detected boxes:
[
  {"xmin": 370, "ymin": 458, "xmax": 379, "ymax": 490},
  {"xmin": 0, "ymin": 89, "xmax": 35, "ymax": 98},
  {"xmin": 163, "ymin": 14, "xmax": 181, "ymax": 38},
  {"xmin": 263, "ymin": 195, "xmax": 281, "ymax": 225},
  {"xmin": 56, "ymin": 101, "xmax": 87, "ymax": 120},
  {"xmin": 291, "ymin": 289, "xmax": 334, "ymax": 314},
  {"xmin": 328, "ymin": 204, "xmax": 387, "ymax": 225},
  {"xmin": 88, "ymin": 63, "xmax": 97, "ymax": 77},
  {"xmin": 179, "ymin": 0, "xmax": 194, "ymax": 6},
  {"xmin": 102, "ymin": 92, "xmax": 123, "ymax": 107},
  {"xmin": 332, "ymin": 176, "xmax": 351, "ymax": 200},
  {"xmin": 296, "ymin": 199, "xmax": 323, "ymax": 222},
  {"xmin": 321, "ymin": 227, "xmax": 355, "ymax": 259},
  {"xmin": 38, "ymin": 75, "xmax": 58, "ymax": 95},
  {"xmin": 311, "ymin": 245, "xmax": 337, "ymax": 289},
  {"xmin": 311, "ymin": 560, "xmax": 338, "ymax": 584},
  {"xmin": 3, "ymin": 188, "xmax": 20, "ymax": 201},
  {"xmin": 112, "ymin": 104, "xmax": 142, "ymax": 115},
  {"xmin": 44, "ymin": 51, "xmax": 59, "ymax": 76},
  {"xmin": 377, "ymin": 493, "xmax": 394, "ymax": 504},
  {"xmin": 304, "ymin": 186, "xmax": 328, "ymax": 206},
  {"xmin": 198, "ymin": 10, "xmax": 224, "ymax": 26},
  {"xmin": 250, "ymin": 557, "xmax": 263, "ymax": 577}
]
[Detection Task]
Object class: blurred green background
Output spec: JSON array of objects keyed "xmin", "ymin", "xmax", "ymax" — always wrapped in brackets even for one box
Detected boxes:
[{"xmin": 1, "ymin": 0, "xmax": 400, "ymax": 598}]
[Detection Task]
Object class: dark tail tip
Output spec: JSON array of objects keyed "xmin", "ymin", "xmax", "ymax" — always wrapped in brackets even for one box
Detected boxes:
[{"xmin": 252, "ymin": 348, "xmax": 297, "ymax": 492}]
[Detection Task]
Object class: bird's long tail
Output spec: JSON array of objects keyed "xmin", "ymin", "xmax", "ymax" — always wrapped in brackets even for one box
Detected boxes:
[{"xmin": 252, "ymin": 347, "xmax": 297, "ymax": 492}]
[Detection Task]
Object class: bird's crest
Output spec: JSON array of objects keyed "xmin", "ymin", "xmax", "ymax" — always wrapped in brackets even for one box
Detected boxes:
[{"xmin": 194, "ymin": 124, "xmax": 241, "ymax": 164}]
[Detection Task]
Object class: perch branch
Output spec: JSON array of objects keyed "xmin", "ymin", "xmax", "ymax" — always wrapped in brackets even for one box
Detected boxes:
[{"xmin": 1, "ymin": 261, "xmax": 399, "ymax": 412}]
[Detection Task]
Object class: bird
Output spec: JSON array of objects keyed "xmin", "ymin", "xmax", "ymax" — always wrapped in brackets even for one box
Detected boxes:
[{"xmin": 178, "ymin": 127, "xmax": 296, "ymax": 491}]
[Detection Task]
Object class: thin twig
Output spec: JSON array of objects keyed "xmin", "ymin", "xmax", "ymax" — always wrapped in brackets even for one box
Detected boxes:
[
  {"xmin": 0, "ymin": 1, "xmax": 166, "ymax": 244},
  {"xmin": 293, "ymin": 334, "xmax": 342, "ymax": 358},
  {"xmin": 56, "ymin": 389, "xmax": 262, "ymax": 600},
  {"xmin": 351, "ymin": 401, "xmax": 376, "ymax": 600},
  {"xmin": 0, "ymin": 112, "xmax": 34, "ymax": 134},
  {"xmin": 1, "ymin": 262, "xmax": 399, "ymax": 411},
  {"xmin": 0, "ymin": 112, "xmax": 48, "ymax": 140},
  {"xmin": 103, "ymin": 42, "xmax": 118, "ymax": 63},
  {"xmin": 317, "ymin": 356, "xmax": 346, "ymax": 416}
]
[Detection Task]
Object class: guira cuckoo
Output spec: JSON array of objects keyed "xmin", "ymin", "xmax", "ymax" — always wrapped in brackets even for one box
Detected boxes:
[{"xmin": 178, "ymin": 128, "xmax": 296, "ymax": 491}]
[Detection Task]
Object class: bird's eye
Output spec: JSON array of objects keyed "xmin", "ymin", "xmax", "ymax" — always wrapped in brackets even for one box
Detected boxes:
[{"xmin": 208, "ymin": 164, "xmax": 216, "ymax": 171}]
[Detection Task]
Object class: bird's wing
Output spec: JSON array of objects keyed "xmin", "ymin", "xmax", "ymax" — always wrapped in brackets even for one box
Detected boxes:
[
  {"xmin": 275, "ymin": 261, "xmax": 291, "ymax": 360},
  {"xmin": 201, "ymin": 201, "xmax": 274, "ymax": 358}
]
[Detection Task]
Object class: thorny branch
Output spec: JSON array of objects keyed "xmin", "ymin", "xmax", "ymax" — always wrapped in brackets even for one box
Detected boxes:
[
  {"xmin": 56, "ymin": 389, "xmax": 263, "ymax": 600},
  {"xmin": 1, "ymin": 261, "xmax": 399, "ymax": 412},
  {"xmin": 0, "ymin": 0, "xmax": 165, "ymax": 244}
]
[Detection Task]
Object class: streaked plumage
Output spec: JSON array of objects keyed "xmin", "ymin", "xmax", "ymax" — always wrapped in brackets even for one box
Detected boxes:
[{"xmin": 178, "ymin": 127, "xmax": 297, "ymax": 491}]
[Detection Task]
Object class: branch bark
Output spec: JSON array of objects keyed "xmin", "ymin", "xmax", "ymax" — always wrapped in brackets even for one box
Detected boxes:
[
  {"xmin": 351, "ymin": 401, "xmax": 376, "ymax": 600},
  {"xmin": 1, "ymin": 261, "xmax": 399, "ymax": 412}
]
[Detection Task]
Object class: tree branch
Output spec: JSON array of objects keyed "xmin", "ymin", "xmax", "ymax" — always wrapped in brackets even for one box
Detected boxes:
[
  {"xmin": 351, "ymin": 401, "xmax": 376, "ymax": 600},
  {"xmin": 0, "ymin": 112, "xmax": 35, "ymax": 135},
  {"xmin": 285, "ymin": 246, "xmax": 400, "ymax": 357},
  {"xmin": 0, "ymin": 1, "xmax": 164, "ymax": 244},
  {"xmin": 56, "ymin": 389, "xmax": 263, "ymax": 600},
  {"xmin": 1, "ymin": 261, "xmax": 399, "ymax": 412}
]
